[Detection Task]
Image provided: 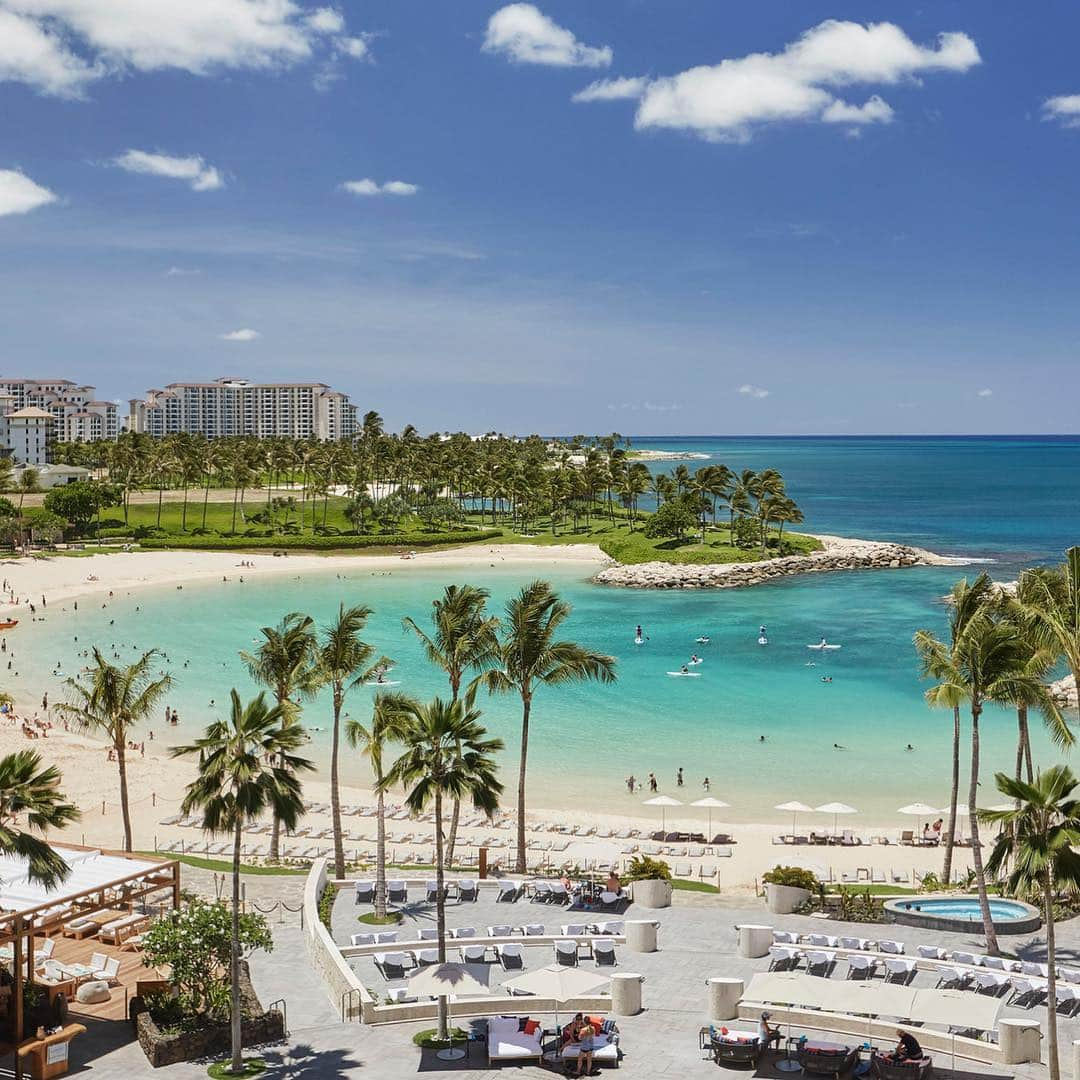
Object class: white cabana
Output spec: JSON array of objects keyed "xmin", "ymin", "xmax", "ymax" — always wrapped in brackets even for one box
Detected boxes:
[
  {"xmin": 691, "ymin": 797, "xmax": 730, "ymax": 838},
  {"xmin": 642, "ymin": 795, "xmax": 682, "ymax": 831}
]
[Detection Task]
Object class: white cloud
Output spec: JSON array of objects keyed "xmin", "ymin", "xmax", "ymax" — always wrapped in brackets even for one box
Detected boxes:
[
  {"xmin": 0, "ymin": 168, "xmax": 57, "ymax": 216},
  {"xmin": 337, "ymin": 36, "xmax": 368, "ymax": 60},
  {"xmin": 341, "ymin": 178, "xmax": 418, "ymax": 197},
  {"xmin": 627, "ymin": 20, "xmax": 979, "ymax": 142},
  {"xmin": 976, "ymin": 387, "xmax": 993, "ymax": 398},
  {"xmin": 483, "ymin": 3, "xmax": 611, "ymax": 68},
  {"xmin": 0, "ymin": 0, "xmax": 370, "ymax": 97},
  {"xmin": 1043, "ymin": 94, "xmax": 1080, "ymax": 129},
  {"xmin": 114, "ymin": 149, "xmax": 223, "ymax": 191},
  {"xmin": 220, "ymin": 328, "xmax": 260, "ymax": 342},
  {"xmin": 738, "ymin": 384, "xmax": 770, "ymax": 399},
  {"xmin": 572, "ymin": 76, "xmax": 647, "ymax": 103},
  {"xmin": 165, "ymin": 265, "xmax": 201, "ymax": 276}
]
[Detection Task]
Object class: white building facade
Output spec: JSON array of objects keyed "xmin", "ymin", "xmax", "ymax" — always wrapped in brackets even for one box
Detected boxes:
[
  {"xmin": 0, "ymin": 379, "xmax": 119, "ymax": 447},
  {"xmin": 129, "ymin": 378, "xmax": 358, "ymax": 441}
]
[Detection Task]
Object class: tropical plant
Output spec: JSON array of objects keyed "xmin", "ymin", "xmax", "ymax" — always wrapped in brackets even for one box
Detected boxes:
[
  {"xmin": 982, "ymin": 766, "xmax": 1080, "ymax": 1080},
  {"xmin": 383, "ymin": 691, "xmax": 503, "ymax": 1041},
  {"xmin": 241, "ymin": 613, "xmax": 320, "ymax": 860},
  {"xmin": 0, "ymin": 750, "xmax": 80, "ymax": 888},
  {"xmin": 172, "ymin": 690, "xmax": 311, "ymax": 1074},
  {"xmin": 762, "ymin": 865, "xmax": 819, "ymax": 891},
  {"xmin": 60, "ymin": 648, "xmax": 171, "ymax": 851},
  {"xmin": 315, "ymin": 604, "xmax": 387, "ymax": 879},
  {"xmin": 479, "ymin": 581, "xmax": 616, "ymax": 873},
  {"xmin": 402, "ymin": 585, "xmax": 498, "ymax": 863},
  {"xmin": 345, "ymin": 693, "xmax": 412, "ymax": 918},
  {"xmin": 622, "ymin": 854, "xmax": 672, "ymax": 882}
]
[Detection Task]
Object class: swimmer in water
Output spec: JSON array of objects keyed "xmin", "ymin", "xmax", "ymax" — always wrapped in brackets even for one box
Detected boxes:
[
  {"xmin": 759, "ymin": 735, "xmax": 766, "ymax": 742},
  {"xmin": 833, "ymin": 743, "xmax": 844, "ymax": 750},
  {"xmin": 821, "ymin": 676, "xmax": 832, "ymax": 683},
  {"xmin": 905, "ymin": 743, "xmax": 914, "ymax": 751}
]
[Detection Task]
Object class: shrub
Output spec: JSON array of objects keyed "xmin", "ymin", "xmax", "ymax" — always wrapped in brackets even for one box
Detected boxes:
[
  {"xmin": 762, "ymin": 865, "xmax": 819, "ymax": 891},
  {"xmin": 622, "ymin": 854, "xmax": 672, "ymax": 882}
]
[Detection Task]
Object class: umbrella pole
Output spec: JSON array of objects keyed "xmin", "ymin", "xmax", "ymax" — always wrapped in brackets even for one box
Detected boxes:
[
  {"xmin": 776, "ymin": 1002, "xmax": 800, "ymax": 1071},
  {"xmin": 436, "ymin": 995, "xmax": 466, "ymax": 1062}
]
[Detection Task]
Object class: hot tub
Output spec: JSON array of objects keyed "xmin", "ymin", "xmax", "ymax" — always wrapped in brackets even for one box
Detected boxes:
[{"xmin": 883, "ymin": 895, "xmax": 1041, "ymax": 935}]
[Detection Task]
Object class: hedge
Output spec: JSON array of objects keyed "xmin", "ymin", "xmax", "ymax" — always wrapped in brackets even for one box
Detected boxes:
[{"xmin": 136, "ymin": 529, "xmax": 503, "ymax": 552}]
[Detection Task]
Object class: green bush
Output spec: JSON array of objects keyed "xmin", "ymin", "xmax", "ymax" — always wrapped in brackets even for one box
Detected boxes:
[
  {"xmin": 137, "ymin": 529, "xmax": 502, "ymax": 552},
  {"xmin": 762, "ymin": 865, "xmax": 819, "ymax": 891},
  {"xmin": 622, "ymin": 854, "xmax": 672, "ymax": 882}
]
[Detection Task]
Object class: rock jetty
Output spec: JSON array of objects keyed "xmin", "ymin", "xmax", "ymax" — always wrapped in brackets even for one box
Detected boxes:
[
  {"xmin": 593, "ymin": 533, "xmax": 956, "ymax": 590},
  {"xmin": 1051, "ymin": 674, "xmax": 1078, "ymax": 709}
]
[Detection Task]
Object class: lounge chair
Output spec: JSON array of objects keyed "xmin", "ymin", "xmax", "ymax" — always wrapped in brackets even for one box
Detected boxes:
[
  {"xmin": 711, "ymin": 1031, "xmax": 761, "ymax": 1066},
  {"xmin": 1008, "ymin": 977, "xmax": 1047, "ymax": 1007},
  {"xmin": 798, "ymin": 1043, "xmax": 859, "ymax": 1077},
  {"xmin": 532, "ymin": 882, "xmax": 552, "ymax": 903},
  {"xmin": 805, "ymin": 950, "xmax": 836, "ymax": 976},
  {"xmin": 387, "ymin": 881, "xmax": 407, "ymax": 904},
  {"xmin": 561, "ymin": 923, "xmax": 587, "ymax": 936},
  {"xmin": 768, "ymin": 946, "xmax": 801, "ymax": 972},
  {"xmin": 548, "ymin": 882, "xmax": 569, "ymax": 904},
  {"xmin": 594, "ymin": 939, "xmax": 617, "ymax": 966},
  {"xmin": 884, "ymin": 958, "xmax": 918, "ymax": 985},
  {"xmin": 524, "ymin": 923, "xmax": 545, "ymax": 935},
  {"xmin": 90, "ymin": 952, "xmax": 121, "ymax": 984},
  {"xmin": 839, "ymin": 936, "xmax": 871, "ymax": 951},
  {"xmin": 487, "ymin": 924, "xmax": 513, "ymax": 937},
  {"xmin": 351, "ymin": 933, "xmax": 375, "ymax": 946},
  {"xmin": 558, "ymin": 1027, "xmax": 620, "ymax": 1069},
  {"xmin": 496, "ymin": 880, "xmax": 520, "ymax": 902},
  {"xmin": 806, "ymin": 933, "xmax": 837, "ymax": 947},
  {"xmin": 495, "ymin": 942, "xmax": 524, "ymax": 970},
  {"xmin": 934, "ymin": 967, "xmax": 971, "ymax": 990},
  {"xmin": 62, "ymin": 916, "xmax": 101, "ymax": 940},
  {"xmin": 453, "ymin": 926, "xmax": 476, "ymax": 939},
  {"xmin": 982, "ymin": 956, "xmax": 1017, "ymax": 972},
  {"xmin": 846, "ymin": 955, "xmax": 877, "ymax": 980},
  {"xmin": 460, "ymin": 944, "xmax": 487, "ymax": 963},
  {"xmin": 1055, "ymin": 985, "xmax": 1080, "ymax": 1015},
  {"xmin": 596, "ymin": 920, "xmax": 623, "ymax": 935},
  {"xmin": 773, "ymin": 930, "xmax": 800, "ymax": 945},
  {"xmin": 374, "ymin": 951, "xmax": 408, "ymax": 979},
  {"xmin": 425, "ymin": 881, "xmax": 443, "ymax": 903},
  {"xmin": 354, "ymin": 881, "xmax": 374, "ymax": 904},
  {"xmin": 973, "ymin": 970, "xmax": 1011, "ymax": 996},
  {"xmin": 870, "ymin": 1051, "xmax": 931, "ymax": 1080},
  {"xmin": 34, "ymin": 939, "xmax": 55, "ymax": 962},
  {"xmin": 917, "ymin": 945, "xmax": 946, "ymax": 960},
  {"xmin": 374, "ymin": 931, "xmax": 398, "ymax": 945},
  {"xmin": 878, "ymin": 940, "xmax": 905, "ymax": 955},
  {"xmin": 459, "ymin": 879, "xmax": 478, "ymax": 902},
  {"xmin": 1021, "ymin": 961, "xmax": 1050, "ymax": 978},
  {"xmin": 555, "ymin": 940, "xmax": 578, "ymax": 966},
  {"xmin": 413, "ymin": 948, "xmax": 439, "ymax": 966},
  {"xmin": 487, "ymin": 1015, "xmax": 543, "ymax": 1064},
  {"xmin": 951, "ymin": 950, "xmax": 978, "ymax": 966},
  {"xmin": 900, "ymin": 830, "xmax": 915, "ymax": 846},
  {"xmin": 418, "ymin": 928, "xmax": 439, "ymax": 941}
]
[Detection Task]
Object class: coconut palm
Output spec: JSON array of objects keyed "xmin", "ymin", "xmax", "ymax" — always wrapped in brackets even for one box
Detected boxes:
[
  {"xmin": 982, "ymin": 766, "xmax": 1080, "ymax": 1080},
  {"xmin": 345, "ymin": 693, "xmax": 412, "ymax": 918},
  {"xmin": 479, "ymin": 581, "xmax": 616, "ymax": 873},
  {"xmin": 383, "ymin": 691, "xmax": 502, "ymax": 1041},
  {"xmin": 315, "ymin": 604, "xmax": 388, "ymax": 879},
  {"xmin": 402, "ymin": 585, "xmax": 499, "ymax": 864},
  {"xmin": 60, "ymin": 649, "xmax": 171, "ymax": 852},
  {"xmin": 172, "ymin": 690, "xmax": 311, "ymax": 1076},
  {"xmin": 241, "ymin": 613, "xmax": 320, "ymax": 860},
  {"xmin": 915, "ymin": 608, "xmax": 1063, "ymax": 954},
  {"xmin": 0, "ymin": 750, "xmax": 80, "ymax": 888},
  {"xmin": 914, "ymin": 573, "xmax": 995, "ymax": 883}
]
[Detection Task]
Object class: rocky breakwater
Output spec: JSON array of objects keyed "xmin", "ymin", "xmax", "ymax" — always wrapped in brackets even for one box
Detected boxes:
[
  {"xmin": 593, "ymin": 533, "xmax": 955, "ymax": 590},
  {"xmin": 1050, "ymin": 674, "xmax": 1078, "ymax": 709}
]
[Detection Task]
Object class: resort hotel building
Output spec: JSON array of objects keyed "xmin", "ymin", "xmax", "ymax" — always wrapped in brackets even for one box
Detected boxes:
[
  {"xmin": 0, "ymin": 378, "xmax": 120, "ymax": 465},
  {"xmin": 128, "ymin": 377, "xmax": 358, "ymax": 441}
]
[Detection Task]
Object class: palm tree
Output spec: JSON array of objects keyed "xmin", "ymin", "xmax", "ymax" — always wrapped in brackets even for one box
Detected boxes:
[
  {"xmin": 916, "ymin": 608, "xmax": 1063, "ymax": 954},
  {"xmin": 241, "ymin": 613, "xmax": 320, "ymax": 860},
  {"xmin": 402, "ymin": 585, "xmax": 499, "ymax": 864},
  {"xmin": 914, "ymin": 573, "xmax": 995, "ymax": 884},
  {"xmin": 383, "ymin": 691, "xmax": 503, "ymax": 1041},
  {"xmin": 0, "ymin": 750, "xmax": 80, "ymax": 887},
  {"xmin": 982, "ymin": 766, "xmax": 1080, "ymax": 1080},
  {"xmin": 172, "ymin": 690, "xmax": 311, "ymax": 1076},
  {"xmin": 479, "ymin": 581, "xmax": 616, "ymax": 873},
  {"xmin": 60, "ymin": 649, "xmax": 171, "ymax": 851},
  {"xmin": 346, "ymin": 693, "xmax": 412, "ymax": 919},
  {"xmin": 315, "ymin": 604, "xmax": 387, "ymax": 879}
]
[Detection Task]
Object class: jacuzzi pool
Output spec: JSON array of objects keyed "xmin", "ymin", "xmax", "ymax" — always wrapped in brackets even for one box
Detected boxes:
[{"xmin": 883, "ymin": 895, "xmax": 1041, "ymax": 935}]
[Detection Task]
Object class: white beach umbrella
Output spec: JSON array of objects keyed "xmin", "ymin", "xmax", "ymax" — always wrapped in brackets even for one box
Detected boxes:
[
  {"xmin": 643, "ymin": 795, "xmax": 682, "ymax": 832},
  {"xmin": 502, "ymin": 964, "xmax": 611, "ymax": 1030},
  {"xmin": 691, "ymin": 796, "xmax": 730, "ymax": 838},
  {"xmin": 940, "ymin": 804, "xmax": 969, "ymax": 842},
  {"xmin": 775, "ymin": 800, "xmax": 815, "ymax": 837},
  {"xmin": 814, "ymin": 801, "xmax": 857, "ymax": 838},
  {"xmin": 408, "ymin": 962, "xmax": 491, "ymax": 1060},
  {"xmin": 898, "ymin": 802, "xmax": 941, "ymax": 841}
]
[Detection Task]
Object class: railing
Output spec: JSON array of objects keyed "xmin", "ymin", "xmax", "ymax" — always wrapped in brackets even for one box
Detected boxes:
[
  {"xmin": 340, "ymin": 988, "xmax": 363, "ymax": 1024},
  {"xmin": 266, "ymin": 997, "xmax": 288, "ymax": 1036}
]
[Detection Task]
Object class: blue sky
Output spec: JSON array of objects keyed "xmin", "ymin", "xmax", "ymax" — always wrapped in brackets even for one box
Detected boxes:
[{"xmin": 2, "ymin": 1, "xmax": 1080, "ymax": 435}]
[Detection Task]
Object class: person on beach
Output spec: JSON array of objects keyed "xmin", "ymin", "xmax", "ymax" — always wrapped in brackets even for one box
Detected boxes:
[
  {"xmin": 648, "ymin": 773, "xmax": 657, "ymax": 793},
  {"xmin": 625, "ymin": 775, "xmax": 636, "ymax": 794},
  {"xmin": 702, "ymin": 777, "xmax": 710, "ymax": 791},
  {"xmin": 676, "ymin": 768, "xmax": 684, "ymax": 788},
  {"xmin": 574, "ymin": 1019, "xmax": 596, "ymax": 1077}
]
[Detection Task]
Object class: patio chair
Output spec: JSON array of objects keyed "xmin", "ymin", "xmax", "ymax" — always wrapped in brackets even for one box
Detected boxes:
[
  {"xmin": 884, "ymin": 958, "xmax": 918, "ymax": 985},
  {"xmin": 91, "ymin": 953, "xmax": 121, "ymax": 984},
  {"xmin": 805, "ymin": 950, "xmax": 836, "ymax": 977},
  {"xmin": 846, "ymin": 955, "xmax": 877, "ymax": 980},
  {"xmin": 878, "ymin": 940, "xmax": 905, "ymax": 955},
  {"xmin": 870, "ymin": 1051, "xmax": 932, "ymax": 1080},
  {"xmin": 496, "ymin": 942, "xmax": 524, "ymax": 970},
  {"xmin": 354, "ymin": 881, "xmax": 374, "ymax": 904},
  {"xmin": 374, "ymin": 952, "xmax": 408, "ymax": 980},
  {"xmin": 496, "ymin": 880, "xmax": 520, "ymax": 903},
  {"xmin": 554, "ymin": 940, "xmax": 578, "ymax": 966},
  {"xmin": 594, "ymin": 939, "xmax": 617, "ymax": 967},
  {"xmin": 387, "ymin": 881, "xmax": 407, "ymax": 904},
  {"xmin": 459, "ymin": 879, "xmax": 478, "ymax": 902}
]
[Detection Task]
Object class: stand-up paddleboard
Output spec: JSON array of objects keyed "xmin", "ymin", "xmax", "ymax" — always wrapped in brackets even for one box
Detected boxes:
[
  {"xmin": 667, "ymin": 670, "xmax": 701, "ymax": 677},
  {"xmin": 635, "ymin": 636, "xmax": 644, "ymax": 646},
  {"xmin": 758, "ymin": 635, "xmax": 768, "ymax": 646},
  {"xmin": 695, "ymin": 636, "xmax": 710, "ymax": 644},
  {"xmin": 807, "ymin": 643, "xmax": 842, "ymax": 651},
  {"xmin": 364, "ymin": 679, "xmax": 402, "ymax": 687},
  {"xmin": 688, "ymin": 658, "xmax": 703, "ymax": 666}
]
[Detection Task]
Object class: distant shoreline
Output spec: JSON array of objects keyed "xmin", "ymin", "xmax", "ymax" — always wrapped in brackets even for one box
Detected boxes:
[{"xmin": 625, "ymin": 448, "xmax": 710, "ymax": 461}]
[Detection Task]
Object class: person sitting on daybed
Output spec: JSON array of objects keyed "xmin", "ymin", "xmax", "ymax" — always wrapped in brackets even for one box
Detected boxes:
[
  {"xmin": 890, "ymin": 1030, "xmax": 923, "ymax": 1062},
  {"xmin": 758, "ymin": 1012, "xmax": 782, "ymax": 1051}
]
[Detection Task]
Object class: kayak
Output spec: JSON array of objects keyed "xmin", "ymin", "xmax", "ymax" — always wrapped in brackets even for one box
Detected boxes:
[{"xmin": 807, "ymin": 644, "xmax": 842, "ymax": 650}]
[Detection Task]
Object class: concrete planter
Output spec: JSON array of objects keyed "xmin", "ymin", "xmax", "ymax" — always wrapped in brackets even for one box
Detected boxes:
[
  {"xmin": 765, "ymin": 883, "xmax": 811, "ymax": 915},
  {"xmin": 631, "ymin": 878, "xmax": 672, "ymax": 909}
]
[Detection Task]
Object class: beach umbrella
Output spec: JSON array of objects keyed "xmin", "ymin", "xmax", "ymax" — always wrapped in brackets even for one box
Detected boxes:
[
  {"xmin": 775, "ymin": 800, "xmax": 814, "ymax": 838},
  {"xmin": 814, "ymin": 801, "xmax": 857, "ymax": 839},
  {"xmin": 502, "ymin": 964, "xmax": 611, "ymax": 1031},
  {"xmin": 898, "ymin": 802, "xmax": 941, "ymax": 842},
  {"xmin": 408, "ymin": 963, "xmax": 490, "ymax": 1060},
  {"xmin": 940, "ymin": 804, "xmax": 969, "ymax": 842},
  {"xmin": 643, "ymin": 795, "xmax": 682, "ymax": 832},
  {"xmin": 691, "ymin": 796, "xmax": 730, "ymax": 839}
]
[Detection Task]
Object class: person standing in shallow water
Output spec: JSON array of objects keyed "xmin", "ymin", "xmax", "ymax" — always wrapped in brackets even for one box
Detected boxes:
[
  {"xmin": 676, "ymin": 768, "xmax": 684, "ymax": 787},
  {"xmin": 648, "ymin": 773, "xmax": 658, "ymax": 792}
]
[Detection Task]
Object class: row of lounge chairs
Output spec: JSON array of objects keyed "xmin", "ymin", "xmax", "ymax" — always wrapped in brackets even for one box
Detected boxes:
[
  {"xmin": 351, "ymin": 920, "xmax": 624, "ymax": 945},
  {"xmin": 367, "ymin": 938, "xmax": 618, "ymax": 980},
  {"xmin": 61, "ymin": 911, "xmax": 149, "ymax": 945}
]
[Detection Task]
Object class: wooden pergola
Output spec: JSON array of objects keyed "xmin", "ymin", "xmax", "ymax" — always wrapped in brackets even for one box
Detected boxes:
[{"xmin": 0, "ymin": 844, "xmax": 180, "ymax": 1078}]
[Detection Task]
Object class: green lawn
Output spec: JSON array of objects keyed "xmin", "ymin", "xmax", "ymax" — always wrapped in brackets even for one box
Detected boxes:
[
  {"xmin": 140, "ymin": 851, "xmax": 308, "ymax": 876},
  {"xmin": 598, "ymin": 524, "xmax": 821, "ymax": 565}
]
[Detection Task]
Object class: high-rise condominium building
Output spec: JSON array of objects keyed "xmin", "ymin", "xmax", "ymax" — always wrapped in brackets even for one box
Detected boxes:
[
  {"xmin": 128, "ymin": 378, "xmax": 357, "ymax": 441},
  {"xmin": 0, "ymin": 378, "xmax": 120, "ymax": 464}
]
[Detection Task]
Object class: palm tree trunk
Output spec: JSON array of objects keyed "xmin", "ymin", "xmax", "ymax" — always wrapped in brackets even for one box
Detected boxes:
[
  {"xmin": 1019, "ymin": 707, "xmax": 1034, "ymax": 783},
  {"xmin": 515, "ymin": 693, "xmax": 531, "ymax": 874},
  {"xmin": 202, "ymin": 477, "xmax": 211, "ymax": 531},
  {"xmin": 156, "ymin": 484, "xmax": 164, "ymax": 528},
  {"xmin": 117, "ymin": 740, "xmax": 132, "ymax": 852},
  {"xmin": 375, "ymin": 787, "xmax": 387, "ymax": 919},
  {"xmin": 181, "ymin": 483, "xmax": 189, "ymax": 532},
  {"xmin": 434, "ymin": 787, "xmax": 449, "ymax": 1041},
  {"xmin": 446, "ymin": 682, "xmax": 462, "ymax": 867},
  {"xmin": 943, "ymin": 705, "xmax": 960, "ymax": 882},
  {"xmin": 331, "ymin": 689, "xmax": 345, "ymax": 879},
  {"xmin": 1045, "ymin": 864, "xmax": 1061, "ymax": 1080},
  {"xmin": 230, "ymin": 818, "xmax": 243, "ymax": 1073},
  {"xmin": 968, "ymin": 706, "xmax": 999, "ymax": 955}
]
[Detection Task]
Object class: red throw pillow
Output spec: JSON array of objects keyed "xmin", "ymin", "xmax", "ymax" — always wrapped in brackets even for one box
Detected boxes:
[
  {"xmin": 588, "ymin": 1016, "xmax": 605, "ymax": 1030},
  {"xmin": 524, "ymin": 1020, "xmax": 540, "ymax": 1036}
]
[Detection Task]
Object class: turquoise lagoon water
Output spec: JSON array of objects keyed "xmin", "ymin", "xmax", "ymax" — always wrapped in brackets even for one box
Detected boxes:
[{"xmin": 10, "ymin": 436, "xmax": 1080, "ymax": 824}]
